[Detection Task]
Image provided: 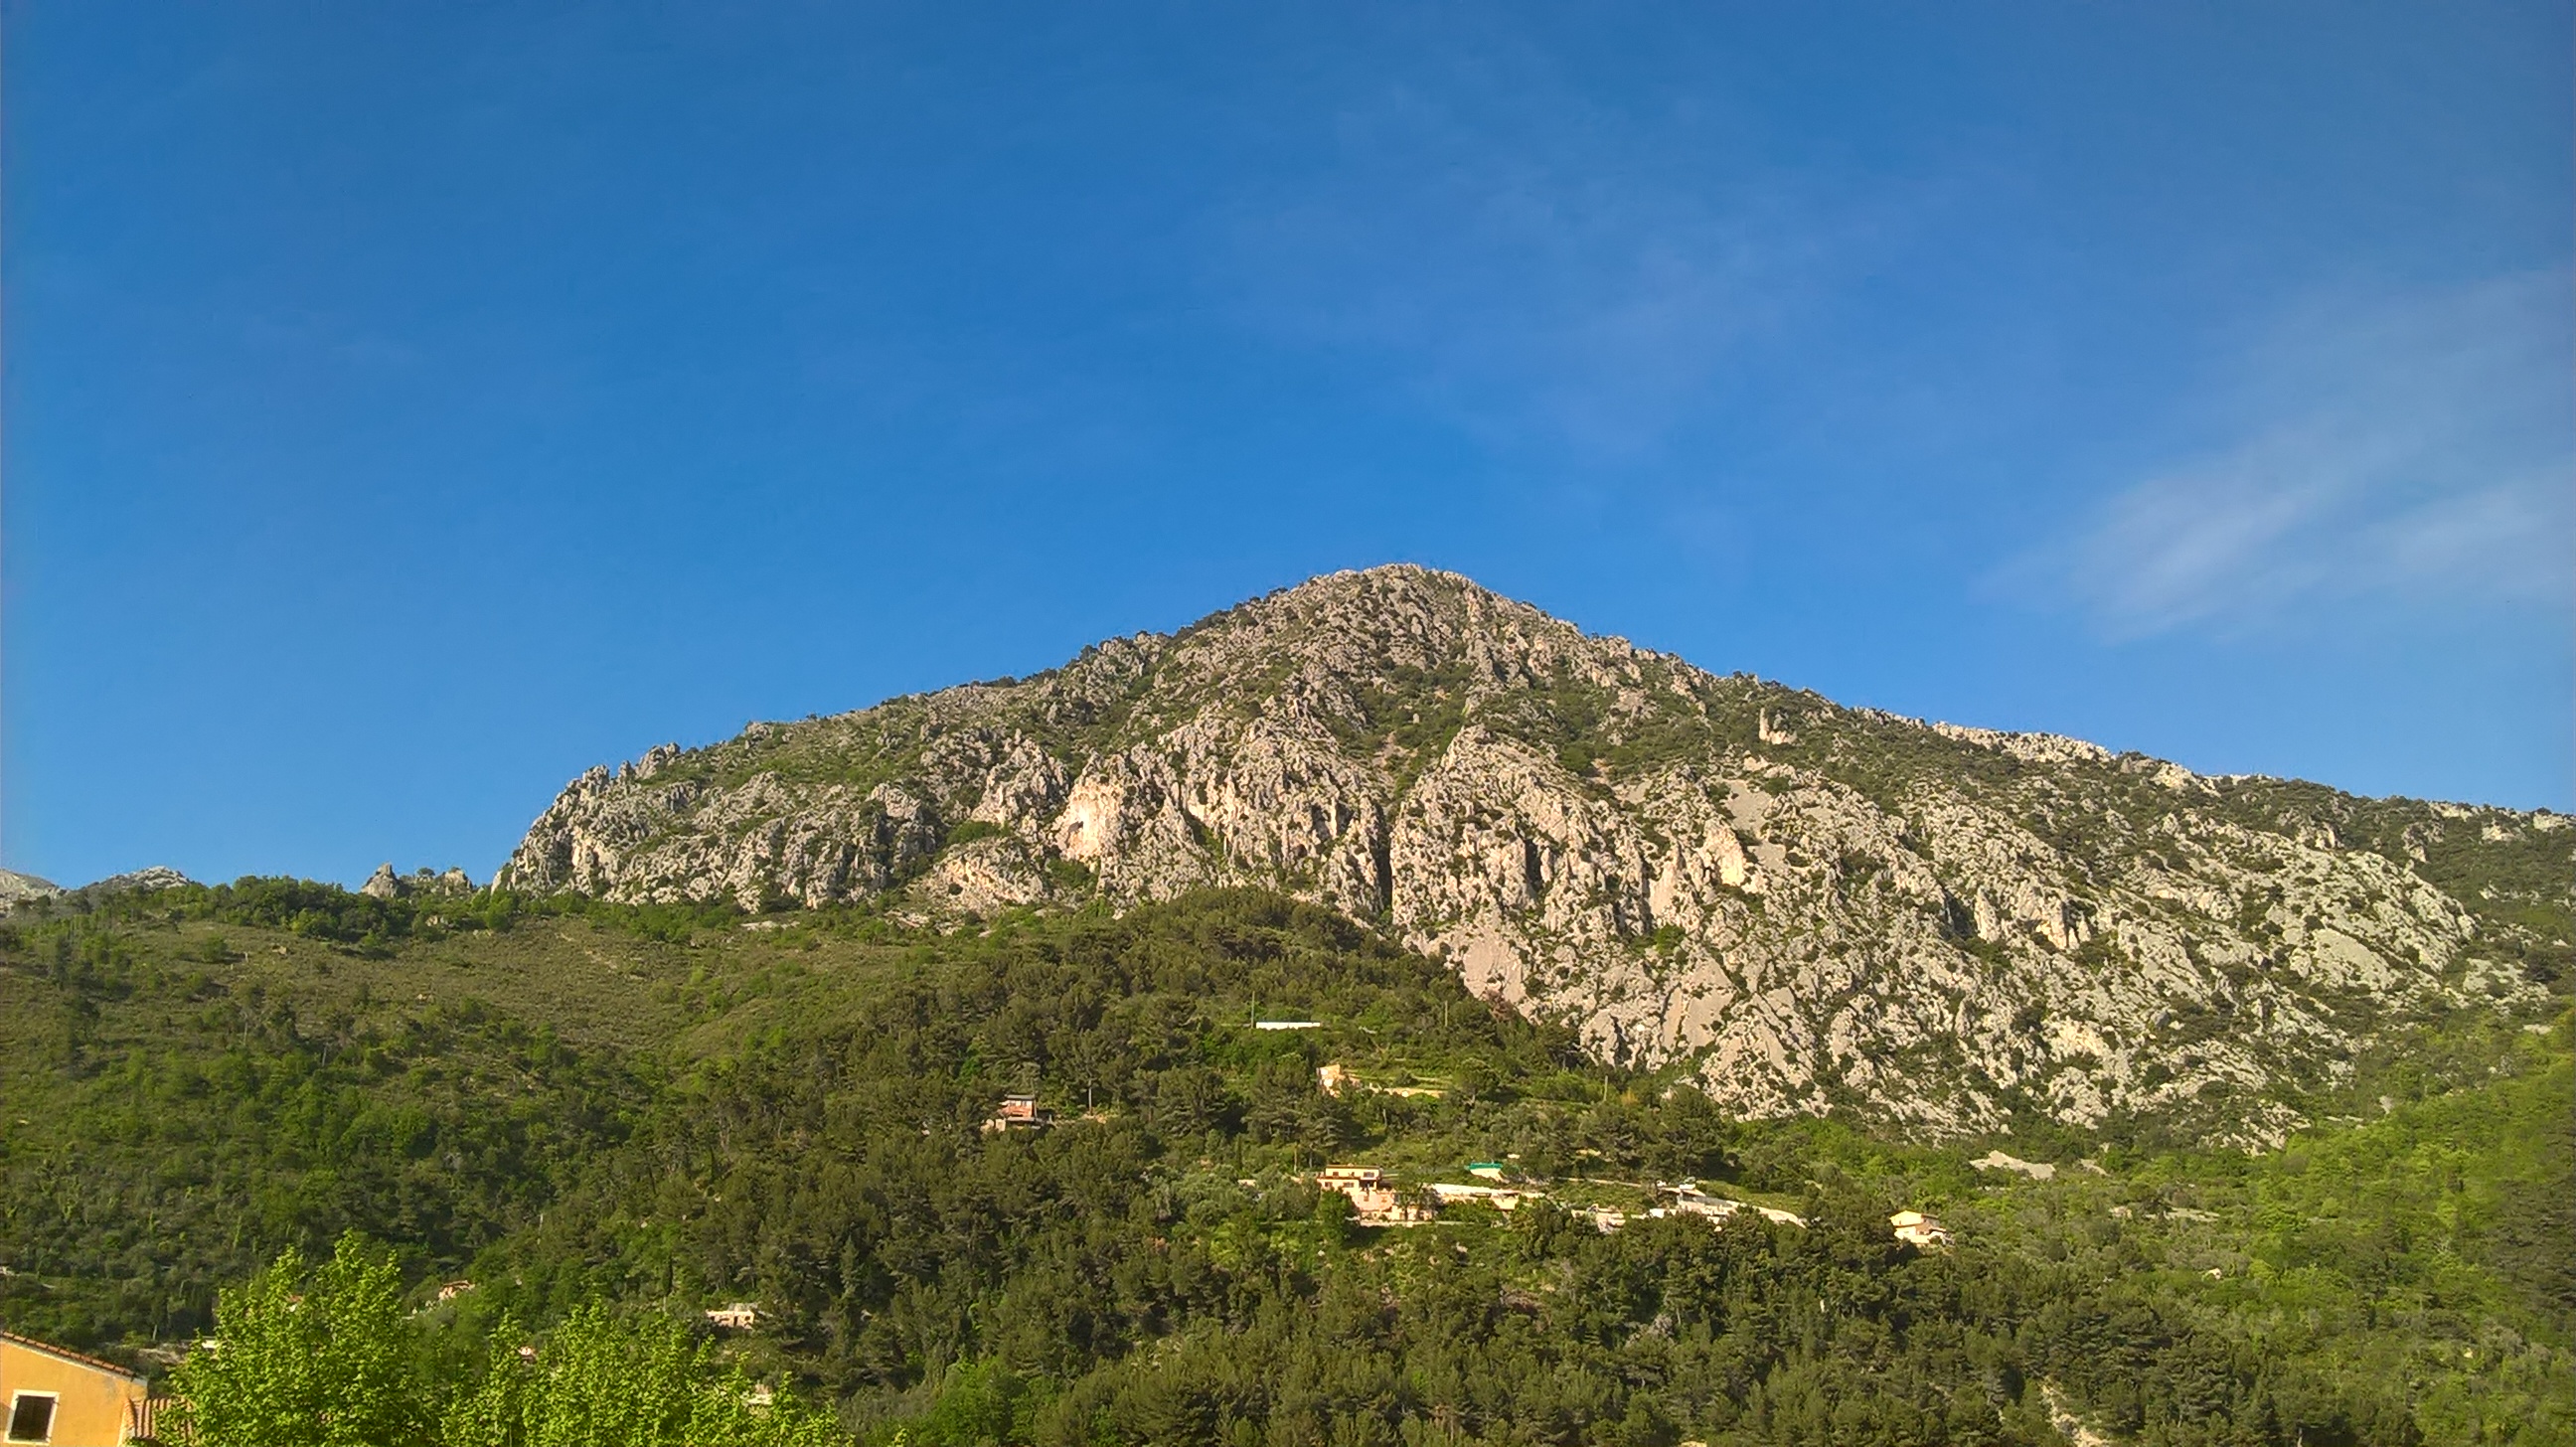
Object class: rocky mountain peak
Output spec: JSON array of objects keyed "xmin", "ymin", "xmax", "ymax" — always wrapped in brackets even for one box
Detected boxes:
[
  {"xmin": 1147, "ymin": 563, "xmax": 1662, "ymax": 709},
  {"xmin": 497, "ymin": 567, "xmax": 2570, "ymax": 1145}
]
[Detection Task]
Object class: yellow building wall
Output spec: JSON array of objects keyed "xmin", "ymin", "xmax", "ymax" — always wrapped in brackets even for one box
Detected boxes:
[{"xmin": 0, "ymin": 1337, "xmax": 148, "ymax": 1447}]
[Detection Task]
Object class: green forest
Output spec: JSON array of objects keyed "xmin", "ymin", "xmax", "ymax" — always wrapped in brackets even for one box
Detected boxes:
[{"xmin": 1, "ymin": 881, "xmax": 2566, "ymax": 1447}]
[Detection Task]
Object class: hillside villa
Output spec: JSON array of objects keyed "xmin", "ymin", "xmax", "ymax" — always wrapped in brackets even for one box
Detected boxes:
[{"xmin": 1315, "ymin": 1167, "xmax": 1437, "ymax": 1225}]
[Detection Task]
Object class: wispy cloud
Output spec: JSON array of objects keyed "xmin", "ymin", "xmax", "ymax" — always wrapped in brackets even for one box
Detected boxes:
[
  {"xmin": 1209, "ymin": 61, "xmax": 1881, "ymax": 463},
  {"xmin": 2015, "ymin": 271, "xmax": 2573, "ymax": 638}
]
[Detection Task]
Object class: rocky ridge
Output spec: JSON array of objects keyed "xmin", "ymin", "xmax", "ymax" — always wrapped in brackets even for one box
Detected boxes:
[
  {"xmin": 499, "ymin": 566, "xmax": 2571, "ymax": 1143},
  {"xmin": 0, "ymin": 869, "xmax": 62, "ymax": 911},
  {"xmin": 0, "ymin": 865, "xmax": 194, "ymax": 914}
]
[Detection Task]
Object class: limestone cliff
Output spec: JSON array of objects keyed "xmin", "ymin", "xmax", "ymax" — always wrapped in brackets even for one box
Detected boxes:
[
  {"xmin": 499, "ymin": 565, "xmax": 2570, "ymax": 1143},
  {"xmin": 0, "ymin": 869, "xmax": 63, "ymax": 912}
]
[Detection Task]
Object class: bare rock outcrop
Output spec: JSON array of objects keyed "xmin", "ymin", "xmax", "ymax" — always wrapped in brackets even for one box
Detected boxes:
[
  {"xmin": 3, "ymin": 866, "xmax": 197, "ymax": 914},
  {"xmin": 0, "ymin": 869, "xmax": 63, "ymax": 912},
  {"xmin": 363, "ymin": 864, "xmax": 481, "ymax": 900}
]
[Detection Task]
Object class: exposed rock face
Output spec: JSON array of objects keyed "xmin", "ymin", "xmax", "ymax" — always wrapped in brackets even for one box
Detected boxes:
[
  {"xmin": 363, "ymin": 864, "xmax": 480, "ymax": 900},
  {"xmin": 0, "ymin": 869, "xmax": 63, "ymax": 912},
  {"xmin": 3, "ymin": 866, "xmax": 196, "ymax": 913},
  {"xmin": 499, "ymin": 566, "xmax": 2571, "ymax": 1144},
  {"xmin": 89, "ymin": 867, "xmax": 194, "ymax": 895}
]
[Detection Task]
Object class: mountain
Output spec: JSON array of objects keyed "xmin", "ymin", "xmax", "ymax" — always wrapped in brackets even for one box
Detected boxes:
[{"xmin": 500, "ymin": 564, "xmax": 2570, "ymax": 1144}]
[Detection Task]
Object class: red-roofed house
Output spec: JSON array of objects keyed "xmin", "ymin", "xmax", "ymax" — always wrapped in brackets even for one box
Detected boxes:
[{"xmin": 0, "ymin": 1330, "xmax": 151, "ymax": 1445}]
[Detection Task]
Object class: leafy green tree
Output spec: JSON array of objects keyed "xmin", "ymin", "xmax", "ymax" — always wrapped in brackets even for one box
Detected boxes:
[
  {"xmin": 167, "ymin": 1233, "xmax": 430, "ymax": 1447},
  {"xmin": 442, "ymin": 1303, "xmax": 842, "ymax": 1447}
]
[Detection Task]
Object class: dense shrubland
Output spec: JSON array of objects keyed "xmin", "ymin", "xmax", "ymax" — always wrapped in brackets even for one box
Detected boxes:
[{"xmin": 0, "ymin": 883, "xmax": 2565, "ymax": 1446}]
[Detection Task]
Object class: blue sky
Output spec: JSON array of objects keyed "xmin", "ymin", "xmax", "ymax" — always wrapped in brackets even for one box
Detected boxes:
[{"xmin": 5, "ymin": 2, "xmax": 2569, "ymax": 888}]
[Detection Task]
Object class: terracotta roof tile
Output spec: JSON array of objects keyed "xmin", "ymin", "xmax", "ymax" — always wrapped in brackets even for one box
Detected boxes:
[{"xmin": 0, "ymin": 1328, "xmax": 149, "ymax": 1382}]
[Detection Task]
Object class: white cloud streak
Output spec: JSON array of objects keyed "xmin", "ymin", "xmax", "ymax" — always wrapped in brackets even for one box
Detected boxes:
[{"xmin": 2023, "ymin": 271, "xmax": 2573, "ymax": 638}]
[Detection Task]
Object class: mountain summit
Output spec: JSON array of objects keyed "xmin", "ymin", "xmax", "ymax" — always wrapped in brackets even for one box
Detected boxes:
[{"xmin": 501, "ymin": 565, "xmax": 2567, "ymax": 1142}]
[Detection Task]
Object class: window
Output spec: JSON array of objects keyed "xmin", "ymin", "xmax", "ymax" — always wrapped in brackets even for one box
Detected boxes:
[{"xmin": 4, "ymin": 1392, "xmax": 55, "ymax": 1444}]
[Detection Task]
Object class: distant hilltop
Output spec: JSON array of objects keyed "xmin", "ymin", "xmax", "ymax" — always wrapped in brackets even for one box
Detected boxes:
[
  {"xmin": 0, "ymin": 866, "xmax": 194, "ymax": 914},
  {"xmin": 0, "ymin": 868, "xmax": 61, "ymax": 910}
]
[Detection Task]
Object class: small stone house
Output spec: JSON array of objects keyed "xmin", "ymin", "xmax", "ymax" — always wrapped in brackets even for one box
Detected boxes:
[
  {"xmin": 981, "ymin": 1094, "xmax": 1051, "ymax": 1132},
  {"xmin": 705, "ymin": 1302, "xmax": 762, "ymax": 1331},
  {"xmin": 1890, "ymin": 1209, "xmax": 1953, "ymax": 1248},
  {"xmin": 0, "ymin": 1330, "xmax": 151, "ymax": 1446}
]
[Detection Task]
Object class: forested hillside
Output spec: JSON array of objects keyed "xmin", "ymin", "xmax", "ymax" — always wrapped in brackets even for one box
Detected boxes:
[{"xmin": 1, "ymin": 879, "xmax": 2566, "ymax": 1446}]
